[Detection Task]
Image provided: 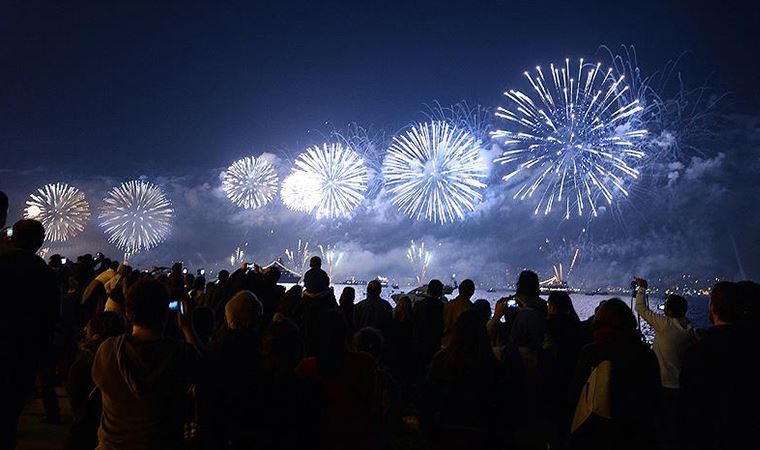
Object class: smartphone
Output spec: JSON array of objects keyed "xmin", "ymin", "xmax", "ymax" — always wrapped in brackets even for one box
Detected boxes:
[
  {"xmin": 61, "ymin": 257, "xmax": 68, "ymax": 264},
  {"xmin": 168, "ymin": 300, "xmax": 180, "ymax": 311},
  {"xmin": 198, "ymin": 268, "xmax": 205, "ymax": 276},
  {"xmin": 182, "ymin": 268, "xmax": 188, "ymax": 275},
  {"xmin": 3, "ymin": 228, "xmax": 12, "ymax": 237},
  {"xmin": 507, "ymin": 299, "xmax": 518, "ymax": 308}
]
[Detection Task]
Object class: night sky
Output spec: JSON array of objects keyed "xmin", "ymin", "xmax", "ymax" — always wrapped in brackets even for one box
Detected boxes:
[{"xmin": 2, "ymin": 0, "xmax": 759, "ymax": 288}]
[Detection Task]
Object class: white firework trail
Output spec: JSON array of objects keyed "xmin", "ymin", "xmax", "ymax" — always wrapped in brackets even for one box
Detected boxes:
[
  {"xmin": 282, "ymin": 143, "xmax": 369, "ymax": 219},
  {"xmin": 407, "ymin": 240, "xmax": 433, "ymax": 284},
  {"xmin": 318, "ymin": 244, "xmax": 344, "ymax": 276},
  {"xmin": 284, "ymin": 239, "xmax": 310, "ymax": 275},
  {"xmin": 230, "ymin": 246, "xmax": 246, "ymax": 268},
  {"xmin": 222, "ymin": 156, "xmax": 279, "ymax": 209},
  {"xmin": 99, "ymin": 180, "xmax": 174, "ymax": 254},
  {"xmin": 24, "ymin": 182, "xmax": 90, "ymax": 242},
  {"xmin": 383, "ymin": 121, "xmax": 488, "ymax": 223},
  {"xmin": 492, "ymin": 58, "xmax": 648, "ymax": 219}
]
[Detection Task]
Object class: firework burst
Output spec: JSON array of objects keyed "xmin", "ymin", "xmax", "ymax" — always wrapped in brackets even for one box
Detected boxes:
[
  {"xmin": 492, "ymin": 58, "xmax": 648, "ymax": 219},
  {"xmin": 282, "ymin": 143, "xmax": 369, "ymax": 219},
  {"xmin": 222, "ymin": 156, "xmax": 279, "ymax": 209},
  {"xmin": 24, "ymin": 182, "xmax": 90, "ymax": 242},
  {"xmin": 407, "ymin": 240, "xmax": 432, "ymax": 284},
  {"xmin": 383, "ymin": 121, "xmax": 488, "ymax": 223},
  {"xmin": 99, "ymin": 180, "xmax": 174, "ymax": 254}
]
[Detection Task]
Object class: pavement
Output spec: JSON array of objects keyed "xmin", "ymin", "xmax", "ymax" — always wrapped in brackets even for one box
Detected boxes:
[{"xmin": 15, "ymin": 388, "xmax": 71, "ymax": 450}]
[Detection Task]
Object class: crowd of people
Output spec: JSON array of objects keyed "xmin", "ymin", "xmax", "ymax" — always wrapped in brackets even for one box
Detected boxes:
[{"xmin": 1, "ymin": 190, "xmax": 758, "ymax": 450}]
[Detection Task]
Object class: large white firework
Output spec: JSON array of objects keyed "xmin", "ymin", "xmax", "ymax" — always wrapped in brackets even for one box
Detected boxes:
[
  {"xmin": 99, "ymin": 180, "xmax": 174, "ymax": 254},
  {"xmin": 491, "ymin": 58, "xmax": 648, "ymax": 219},
  {"xmin": 24, "ymin": 182, "xmax": 90, "ymax": 242},
  {"xmin": 282, "ymin": 143, "xmax": 369, "ymax": 219},
  {"xmin": 383, "ymin": 121, "xmax": 488, "ymax": 223},
  {"xmin": 280, "ymin": 172, "xmax": 321, "ymax": 213},
  {"xmin": 407, "ymin": 240, "xmax": 432, "ymax": 285},
  {"xmin": 222, "ymin": 156, "xmax": 279, "ymax": 209}
]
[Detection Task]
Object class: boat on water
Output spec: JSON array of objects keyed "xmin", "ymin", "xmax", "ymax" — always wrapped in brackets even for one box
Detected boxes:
[{"xmin": 540, "ymin": 280, "xmax": 570, "ymax": 295}]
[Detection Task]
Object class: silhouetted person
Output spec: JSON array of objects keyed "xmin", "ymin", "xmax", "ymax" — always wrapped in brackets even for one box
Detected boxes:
[
  {"xmin": 256, "ymin": 318, "xmax": 321, "ymax": 450},
  {"xmin": 442, "ymin": 279, "xmax": 475, "ymax": 347},
  {"xmin": 422, "ymin": 309, "xmax": 501, "ymax": 449},
  {"xmin": 0, "ymin": 190, "xmax": 8, "ymax": 229},
  {"xmin": 204, "ymin": 291, "xmax": 265, "ymax": 448},
  {"xmin": 633, "ymin": 278, "xmax": 696, "ymax": 449},
  {"xmin": 568, "ymin": 298, "xmax": 660, "ymax": 450},
  {"xmin": 295, "ymin": 310, "xmax": 378, "ymax": 450},
  {"xmin": 354, "ymin": 327, "xmax": 402, "ymax": 449},
  {"xmin": 472, "ymin": 299, "xmax": 491, "ymax": 324},
  {"xmin": 253, "ymin": 265, "xmax": 286, "ymax": 325},
  {"xmin": 354, "ymin": 280, "xmax": 393, "ymax": 335},
  {"xmin": 303, "ymin": 256, "xmax": 330, "ymax": 294},
  {"xmin": 0, "ymin": 219, "xmax": 60, "ymax": 449},
  {"xmin": 680, "ymin": 281, "xmax": 757, "ymax": 450},
  {"xmin": 65, "ymin": 312, "xmax": 126, "ymax": 450},
  {"xmin": 92, "ymin": 280, "xmax": 199, "ymax": 450},
  {"xmin": 411, "ymin": 280, "xmax": 445, "ymax": 388},
  {"xmin": 338, "ymin": 286, "xmax": 355, "ymax": 327},
  {"xmin": 544, "ymin": 291, "xmax": 584, "ymax": 448}
]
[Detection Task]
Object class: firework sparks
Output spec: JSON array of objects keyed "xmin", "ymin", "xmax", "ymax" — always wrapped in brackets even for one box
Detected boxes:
[
  {"xmin": 24, "ymin": 182, "xmax": 90, "ymax": 242},
  {"xmin": 407, "ymin": 240, "xmax": 432, "ymax": 284},
  {"xmin": 285, "ymin": 240, "xmax": 310, "ymax": 275},
  {"xmin": 230, "ymin": 245, "xmax": 247, "ymax": 268},
  {"xmin": 492, "ymin": 58, "xmax": 647, "ymax": 219},
  {"xmin": 318, "ymin": 244, "xmax": 344, "ymax": 276},
  {"xmin": 222, "ymin": 156, "xmax": 279, "ymax": 209},
  {"xmin": 282, "ymin": 143, "xmax": 369, "ymax": 219},
  {"xmin": 99, "ymin": 180, "xmax": 174, "ymax": 254},
  {"xmin": 383, "ymin": 121, "xmax": 488, "ymax": 223}
]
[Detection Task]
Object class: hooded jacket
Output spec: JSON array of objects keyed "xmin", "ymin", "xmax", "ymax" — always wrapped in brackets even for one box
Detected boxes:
[{"xmin": 92, "ymin": 334, "xmax": 198, "ymax": 450}]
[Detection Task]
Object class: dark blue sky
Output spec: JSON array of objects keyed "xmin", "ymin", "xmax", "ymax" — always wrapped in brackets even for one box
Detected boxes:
[{"xmin": 2, "ymin": 0, "xmax": 757, "ymax": 173}]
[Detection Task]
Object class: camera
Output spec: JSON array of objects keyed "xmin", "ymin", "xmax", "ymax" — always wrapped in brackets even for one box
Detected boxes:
[
  {"xmin": 198, "ymin": 268, "xmax": 205, "ymax": 276},
  {"xmin": 3, "ymin": 228, "xmax": 12, "ymax": 238}
]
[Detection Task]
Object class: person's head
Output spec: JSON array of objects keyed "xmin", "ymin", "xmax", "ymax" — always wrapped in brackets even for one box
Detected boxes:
[
  {"xmin": 171, "ymin": 262, "xmax": 183, "ymax": 275},
  {"xmin": 472, "ymin": 299, "xmax": 491, "ymax": 323},
  {"xmin": 225, "ymin": 290, "xmax": 263, "ymax": 330},
  {"xmin": 548, "ymin": 291, "xmax": 578, "ymax": 320},
  {"xmin": 309, "ymin": 256, "xmax": 322, "ymax": 269},
  {"xmin": 263, "ymin": 317, "xmax": 301, "ymax": 373},
  {"xmin": 184, "ymin": 273, "xmax": 195, "ymax": 287},
  {"xmin": 109, "ymin": 260, "xmax": 119, "ymax": 271},
  {"xmin": 394, "ymin": 296, "xmax": 412, "ymax": 322},
  {"xmin": 0, "ymin": 190, "xmax": 8, "ymax": 228},
  {"xmin": 709, "ymin": 281, "xmax": 742, "ymax": 325},
  {"xmin": 11, "ymin": 219, "xmax": 45, "ymax": 252},
  {"xmin": 458, "ymin": 279, "xmax": 475, "ymax": 298},
  {"xmin": 264, "ymin": 265, "xmax": 281, "ymax": 284},
  {"xmin": 125, "ymin": 279, "xmax": 170, "ymax": 331},
  {"xmin": 427, "ymin": 279, "xmax": 444, "ymax": 298},
  {"xmin": 592, "ymin": 298, "xmax": 637, "ymax": 332},
  {"xmin": 516, "ymin": 270, "xmax": 540, "ymax": 297},
  {"xmin": 339, "ymin": 286, "xmax": 355, "ymax": 308},
  {"xmin": 84, "ymin": 311, "xmax": 126, "ymax": 351},
  {"xmin": 444, "ymin": 309, "xmax": 495, "ymax": 368},
  {"xmin": 367, "ymin": 280, "xmax": 382, "ymax": 297},
  {"xmin": 218, "ymin": 270, "xmax": 229, "ymax": 282},
  {"xmin": 192, "ymin": 276, "xmax": 206, "ymax": 292},
  {"xmin": 49, "ymin": 254, "xmax": 63, "ymax": 268},
  {"xmin": 664, "ymin": 294, "xmax": 688, "ymax": 319},
  {"xmin": 353, "ymin": 327, "xmax": 384, "ymax": 360}
]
